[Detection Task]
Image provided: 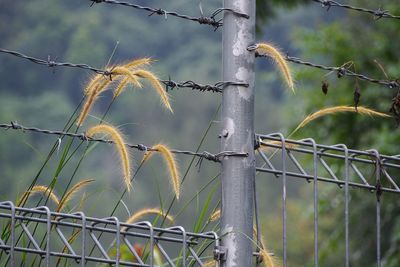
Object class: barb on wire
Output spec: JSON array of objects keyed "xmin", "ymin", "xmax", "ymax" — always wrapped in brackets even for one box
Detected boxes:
[
  {"xmin": 0, "ymin": 48, "xmax": 248, "ymax": 93},
  {"xmin": 89, "ymin": 0, "xmax": 249, "ymax": 30},
  {"xmin": 0, "ymin": 122, "xmax": 248, "ymax": 162},
  {"xmin": 253, "ymin": 50, "xmax": 400, "ymax": 89},
  {"xmin": 161, "ymin": 79, "xmax": 249, "ymax": 93},
  {"xmin": 312, "ymin": 0, "xmax": 400, "ymax": 20}
]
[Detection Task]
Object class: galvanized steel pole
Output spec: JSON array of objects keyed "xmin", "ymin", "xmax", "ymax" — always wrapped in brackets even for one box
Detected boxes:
[{"xmin": 220, "ymin": 0, "xmax": 256, "ymax": 266}]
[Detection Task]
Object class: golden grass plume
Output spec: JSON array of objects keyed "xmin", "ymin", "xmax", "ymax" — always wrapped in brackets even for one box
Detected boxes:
[
  {"xmin": 77, "ymin": 79, "xmax": 111, "ymax": 126},
  {"xmin": 123, "ymin": 57, "xmax": 153, "ymax": 69},
  {"xmin": 210, "ymin": 209, "xmax": 221, "ymax": 222},
  {"xmin": 78, "ymin": 58, "xmax": 153, "ymax": 126},
  {"xmin": 131, "ymin": 69, "xmax": 173, "ymax": 113},
  {"xmin": 113, "ymin": 77, "xmax": 131, "ymax": 99},
  {"xmin": 112, "ymin": 67, "xmax": 143, "ymax": 88},
  {"xmin": 19, "ymin": 185, "xmax": 60, "ymax": 207},
  {"xmin": 255, "ymin": 43, "xmax": 294, "ymax": 93},
  {"xmin": 210, "ymin": 209, "xmax": 277, "ymax": 267},
  {"xmin": 57, "ymin": 179, "xmax": 95, "ymax": 212},
  {"xmin": 86, "ymin": 124, "xmax": 132, "ymax": 191},
  {"xmin": 83, "ymin": 75, "xmax": 107, "ymax": 96},
  {"xmin": 125, "ymin": 208, "xmax": 174, "ymax": 225},
  {"xmin": 143, "ymin": 144, "xmax": 180, "ymax": 199},
  {"xmin": 291, "ymin": 106, "xmax": 390, "ymax": 136},
  {"xmin": 260, "ymin": 141, "xmax": 299, "ymax": 152},
  {"xmin": 203, "ymin": 260, "xmax": 218, "ymax": 267}
]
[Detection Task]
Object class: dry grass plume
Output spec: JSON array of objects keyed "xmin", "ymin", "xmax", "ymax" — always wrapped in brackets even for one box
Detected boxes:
[
  {"xmin": 260, "ymin": 141, "xmax": 299, "ymax": 152},
  {"xmin": 255, "ymin": 43, "xmax": 294, "ymax": 93},
  {"xmin": 18, "ymin": 185, "xmax": 60, "ymax": 207},
  {"xmin": 125, "ymin": 208, "xmax": 174, "ymax": 225},
  {"xmin": 291, "ymin": 105, "xmax": 390, "ymax": 136},
  {"xmin": 210, "ymin": 209, "xmax": 277, "ymax": 267},
  {"xmin": 123, "ymin": 57, "xmax": 153, "ymax": 69},
  {"xmin": 143, "ymin": 144, "xmax": 180, "ymax": 199},
  {"xmin": 86, "ymin": 124, "xmax": 132, "ymax": 191},
  {"xmin": 77, "ymin": 79, "xmax": 111, "ymax": 126},
  {"xmin": 77, "ymin": 57, "xmax": 158, "ymax": 126},
  {"xmin": 131, "ymin": 69, "xmax": 172, "ymax": 113},
  {"xmin": 57, "ymin": 179, "xmax": 95, "ymax": 212},
  {"xmin": 210, "ymin": 209, "xmax": 221, "ymax": 222}
]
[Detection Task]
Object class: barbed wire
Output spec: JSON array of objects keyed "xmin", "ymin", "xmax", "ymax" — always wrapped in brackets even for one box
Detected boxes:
[
  {"xmin": 312, "ymin": 0, "xmax": 400, "ymax": 20},
  {"xmin": 89, "ymin": 0, "xmax": 249, "ymax": 30},
  {"xmin": 0, "ymin": 48, "xmax": 248, "ymax": 93},
  {"xmin": 161, "ymin": 79, "xmax": 248, "ymax": 93},
  {"xmin": 285, "ymin": 55, "xmax": 400, "ymax": 89},
  {"xmin": 0, "ymin": 122, "xmax": 248, "ymax": 162},
  {"xmin": 0, "ymin": 48, "xmax": 110, "ymax": 75},
  {"xmin": 253, "ymin": 51, "xmax": 399, "ymax": 89}
]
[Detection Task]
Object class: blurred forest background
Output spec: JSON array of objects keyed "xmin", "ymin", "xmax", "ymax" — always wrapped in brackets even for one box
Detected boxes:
[{"xmin": 0, "ymin": 0, "xmax": 400, "ymax": 266}]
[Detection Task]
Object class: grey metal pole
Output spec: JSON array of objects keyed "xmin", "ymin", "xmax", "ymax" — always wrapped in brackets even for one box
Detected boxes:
[{"xmin": 220, "ymin": 0, "xmax": 255, "ymax": 265}]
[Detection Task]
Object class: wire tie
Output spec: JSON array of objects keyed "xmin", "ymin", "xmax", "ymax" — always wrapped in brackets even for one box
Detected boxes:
[
  {"xmin": 247, "ymin": 44, "xmax": 258, "ymax": 51},
  {"xmin": 137, "ymin": 144, "xmax": 147, "ymax": 152}
]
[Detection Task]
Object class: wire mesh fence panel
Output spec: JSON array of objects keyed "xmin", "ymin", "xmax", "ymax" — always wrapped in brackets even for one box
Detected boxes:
[
  {"xmin": 0, "ymin": 202, "xmax": 219, "ymax": 266},
  {"xmin": 255, "ymin": 133, "xmax": 400, "ymax": 266}
]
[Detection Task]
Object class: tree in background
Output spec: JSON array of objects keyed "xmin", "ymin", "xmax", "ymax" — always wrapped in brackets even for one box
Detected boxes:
[{"xmin": 286, "ymin": 0, "xmax": 400, "ymax": 265}]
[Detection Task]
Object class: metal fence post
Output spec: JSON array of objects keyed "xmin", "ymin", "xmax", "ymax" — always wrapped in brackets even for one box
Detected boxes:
[{"xmin": 220, "ymin": 0, "xmax": 256, "ymax": 265}]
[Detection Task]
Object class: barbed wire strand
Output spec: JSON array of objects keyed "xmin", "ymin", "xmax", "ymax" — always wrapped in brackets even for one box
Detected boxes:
[
  {"xmin": 312, "ymin": 0, "xmax": 400, "ymax": 20},
  {"xmin": 0, "ymin": 48, "xmax": 248, "ymax": 93},
  {"xmin": 285, "ymin": 55, "xmax": 400, "ymax": 89},
  {"xmin": 251, "ymin": 49, "xmax": 400, "ymax": 89},
  {"xmin": 89, "ymin": 0, "xmax": 249, "ymax": 30},
  {"xmin": 0, "ymin": 122, "xmax": 248, "ymax": 162}
]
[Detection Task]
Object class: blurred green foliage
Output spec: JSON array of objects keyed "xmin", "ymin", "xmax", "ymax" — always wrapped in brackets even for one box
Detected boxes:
[{"xmin": 287, "ymin": 0, "xmax": 400, "ymax": 265}]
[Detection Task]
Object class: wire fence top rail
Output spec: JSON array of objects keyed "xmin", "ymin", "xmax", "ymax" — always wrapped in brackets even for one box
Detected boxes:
[
  {"xmin": 256, "ymin": 133, "xmax": 400, "ymax": 194},
  {"xmin": 253, "ymin": 51, "xmax": 400, "ymax": 89},
  {"xmin": 0, "ymin": 201, "xmax": 219, "ymax": 267},
  {"xmin": 0, "ymin": 122, "xmax": 248, "ymax": 163},
  {"xmin": 89, "ymin": 0, "xmax": 249, "ymax": 30},
  {"xmin": 0, "ymin": 48, "xmax": 248, "ymax": 93},
  {"xmin": 312, "ymin": 0, "xmax": 400, "ymax": 20}
]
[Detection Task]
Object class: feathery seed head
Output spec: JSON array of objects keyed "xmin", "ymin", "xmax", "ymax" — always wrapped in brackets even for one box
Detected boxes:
[
  {"xmin": 255, "ymin": 43, "xmax": 295, "ymax": 93},
  {"xmin": 113, "ymin": 77, "xmax": 130, "ymax": 99},
  {"xmin": 84, "ymin": 74, "xmax": 103, "ymax": 95},
  {"xmin": 123, "ymin": 57, "xmax": 154, "ymax": 69},
  {"xmin": 291, "ymin": 105, "xmax": 390, "ymax": 136},
  {"xmin": 112, "ymin": 67, "xmax": 143, "ymax": 88},
  {"xmin": 86, "ymin": 124, "xmax": 132, "ymax": 191},
  {"xmin": 260, "ymin": 141, "xmax": 298, "ymax": 152},
  {"xmin": 149, "ymin": 144, "xmax": 180, "ymax": 199},
  {"xmin": 260, "ymin": 249, "xmax": 277, "ymax": 267},
  {"xmin": 77, "ymin": 79, "xmax": 111, "ymax": 126},
  {"xmin": 203, "ymin": 260, "xmax": 217, "ymax": 267},
  {"xmin": 210, "ymin": 209, "xmax": 221, "ymax": 222},
  {"xmin": 131, "ymin": 69, "xmax": 173, "ymax": 113},
  {"xmin": 125, "ymin": 208, "xmax": 174, "ymax": 225},
  {"xmin": 22, "ymin": 185, "xmax": 60, "ymax": 206},
  {"xmin": 122, "ymin": 208, "xmax": 174, "ymax": 232},
  {"xmin": 57, "ymin": 179, "xmax": 95, "ymax": 212}
]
